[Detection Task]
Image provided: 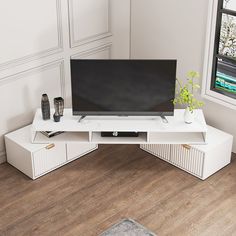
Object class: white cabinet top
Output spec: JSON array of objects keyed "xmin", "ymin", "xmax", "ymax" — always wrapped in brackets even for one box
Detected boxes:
[
  {"xmin": 32, "ymin": 108, "xmax": 207, "ymax": 133},
  {"xmin": 192, "ymin": 125, "xmax": 233, "ymax": 152},
  {"xmin": 5, "ymin": 125, "xmax": 47, "ymax": 152}
]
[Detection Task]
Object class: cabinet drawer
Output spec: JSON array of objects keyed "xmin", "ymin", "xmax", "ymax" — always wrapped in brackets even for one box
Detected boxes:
[
  {"xmin": 141, "ymin": 144, "xmax": 171, "ymax": 161},
  {"xmin": 171, "ymin": 144, "xmax": 204, "ymax": 177},
  {"xmin": 67, "ymin": 143, "xmax": 97, "ymax": 161},
  {"xmin": 33, "ymin": 143, "xmax": 66, "ymax": 177}
]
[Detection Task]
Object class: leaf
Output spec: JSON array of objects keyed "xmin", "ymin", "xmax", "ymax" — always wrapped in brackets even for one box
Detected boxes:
[
  {"xmin": 173, "ymin": 70, "xmax": 203, "ymax": 110},
  {"xmin": 187, "ymin": 71, "xmax": 200, "ymax": 78}
]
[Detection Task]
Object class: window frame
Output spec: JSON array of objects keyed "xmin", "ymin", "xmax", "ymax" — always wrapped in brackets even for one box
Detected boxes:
[{"xmin": 202, "ymin": 0, "xmax": 236, "ymax": 109}]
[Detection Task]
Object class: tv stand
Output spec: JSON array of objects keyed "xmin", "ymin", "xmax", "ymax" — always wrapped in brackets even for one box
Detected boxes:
[
  {"xmin": 30, "ymin": 109, "xmax": 208, "ymax": 145},
  {"xmin": 160, "ymin": 114, "xmax": 168, "ymax": 123},
  {"xmin": 78, "ymin": 115, "xmax": 86, "ymax": 123},
  {"xmin": 5, "ymin": 108, "xmax": 233, "ymax": 180}
]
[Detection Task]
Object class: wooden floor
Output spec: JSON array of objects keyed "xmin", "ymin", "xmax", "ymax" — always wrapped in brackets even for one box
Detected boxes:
[{"xmin": 0, "ymin": 145, "xmax": 236, "ymax": 236}]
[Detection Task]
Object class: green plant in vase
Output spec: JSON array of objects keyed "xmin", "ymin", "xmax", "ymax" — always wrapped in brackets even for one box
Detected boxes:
[{"xmin": 173, "ymin": 71, "xmax": 204, "ymax": 123}]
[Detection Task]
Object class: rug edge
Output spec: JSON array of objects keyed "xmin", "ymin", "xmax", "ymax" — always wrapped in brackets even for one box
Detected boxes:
[{"xmin": 98, "ymin": 218, "xmax": 157, "ymax": 236}]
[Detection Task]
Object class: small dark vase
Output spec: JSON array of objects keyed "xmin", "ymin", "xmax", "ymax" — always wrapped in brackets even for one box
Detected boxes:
[
  {"xmin": 53, "ymin": 111, "xmax": 61, "ymax": 122},
  {"xmin": 54, "ymin": 97, "xmax": 64, "ymax": 116},
  {"xmin": 41, "ymin": 94, "xmax": 50, "ymax": 120},
  {"xmin": 53, "ymin": 99, "xmax": 61, "ymax": 122}
]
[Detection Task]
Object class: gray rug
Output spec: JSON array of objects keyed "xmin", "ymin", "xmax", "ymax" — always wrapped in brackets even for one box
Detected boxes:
[{"xmin": 99, "ymin": 218, "xmax": 157, "ymax": 236}]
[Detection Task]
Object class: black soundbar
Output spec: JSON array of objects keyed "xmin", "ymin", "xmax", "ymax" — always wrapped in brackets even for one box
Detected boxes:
[{"xmin": 101, "ymin": 132, "xmax": 139, "ymax": 137}]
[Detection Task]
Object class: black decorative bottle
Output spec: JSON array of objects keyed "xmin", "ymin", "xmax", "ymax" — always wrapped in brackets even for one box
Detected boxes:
[
  {"xmin": 41, "ymin": 94, "xmax": 50, "ymax": 120},
  {"xmin": 53, "ymin": 98, "xmax": 61, "ymax": 122},
  {"xmin": 54, "ymin": 97, "xmax": 64, "ymax": 116}
]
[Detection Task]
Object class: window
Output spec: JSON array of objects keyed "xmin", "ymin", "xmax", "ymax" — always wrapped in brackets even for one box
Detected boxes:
[
  {"xmin": 212, "ymin": 0, "xmax": 236, "ymax": 98},
  {"xmin": 202, "ymin": 0, "xmax": 236, "ymax": 109}
]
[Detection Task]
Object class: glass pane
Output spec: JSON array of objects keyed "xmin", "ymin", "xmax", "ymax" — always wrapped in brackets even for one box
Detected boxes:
[
  {"xmin": 215, "ymin": 58, "xmax": 236, "ymax": 95},
  {"xmin": 224, "ymin": 0, "xmax": 236, "ymax": 11},
  {"xmin": 219, "ymin": 13, "xmax": 236, "ymax": 59}
]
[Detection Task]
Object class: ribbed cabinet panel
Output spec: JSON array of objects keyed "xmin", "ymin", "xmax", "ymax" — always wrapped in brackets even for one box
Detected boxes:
[
  {"xmin": 33, "ymin": 144, "xmax": 66, "ymax": 177},
  {"xmin": 170, "ymin": 145, "xmax": 204, "ymax": 178},
  {"xmin": 141, "ymin": 144, "xmax": 204, "ymax": 178},
  {"xmin": 140, "ymin": 144, "xmax": 171, "ymax": 161}
]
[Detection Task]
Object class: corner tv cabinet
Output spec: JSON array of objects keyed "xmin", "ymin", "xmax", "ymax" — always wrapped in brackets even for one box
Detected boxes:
[{"xmin": 5, "ymin": 109, "xmax": 233, "ymax": 180}]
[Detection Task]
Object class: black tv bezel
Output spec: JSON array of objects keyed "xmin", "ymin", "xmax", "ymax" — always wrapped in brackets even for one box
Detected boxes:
[
  {"xmin": 71, "ymin": 59, "xmax": 177, "ymax": 117},
  {"xmin": 72, "ymin": 111, "xmax": 174, "ymax": 116}
]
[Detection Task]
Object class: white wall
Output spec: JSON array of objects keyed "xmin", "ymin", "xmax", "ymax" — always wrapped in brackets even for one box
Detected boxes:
[
  {"xmin": 131, "ymin": 0, "xmax": 236, "ymax": 152},
  {"xmin": 0, "ymin": 0, "xmax": 131, "ymax": 164}
]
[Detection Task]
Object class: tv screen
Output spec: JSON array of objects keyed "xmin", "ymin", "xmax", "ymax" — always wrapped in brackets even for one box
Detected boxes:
[{"xmin": 71, "ymin": 59, "xmax": 177, "ymax": 116}]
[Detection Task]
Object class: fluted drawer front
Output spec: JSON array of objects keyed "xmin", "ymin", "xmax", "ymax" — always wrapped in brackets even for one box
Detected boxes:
[
  {"xmin": 67, "ymin": 143, "xmax": 98, "ymax": 161},
  {"xmin": 33, "ymin": 143, "xmax": 66, "ymax": 177},
  {"xmin": 141, "ymin": 144, "xmax": 171, "ymax": 161},
  {"xmin": 171, "ymin": 145, "xmax": 204, "ymax": 177}
]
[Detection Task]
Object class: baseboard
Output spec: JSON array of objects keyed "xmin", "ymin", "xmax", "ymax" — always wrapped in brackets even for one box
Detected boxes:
[{"xmin": 0, "ymin": 151, "xmax": 6, "ymax": 164}]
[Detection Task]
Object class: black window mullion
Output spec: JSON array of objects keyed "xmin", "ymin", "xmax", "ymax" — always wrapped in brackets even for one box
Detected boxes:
[
  {"xmin": 220, "ymin": 8, "xmax": 236, "ymax": 16},
  {"xmin": 211, "ymin": 0, "xmax": 224, "ymax": 90}
]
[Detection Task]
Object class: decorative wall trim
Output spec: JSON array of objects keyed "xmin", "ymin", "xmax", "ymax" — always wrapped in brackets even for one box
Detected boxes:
[
  {"xmin": 0, "ymin": 60, "xmax": 66, "ymax": 98},
  {"xmin": 0, "ymin": 0, "xmax": 63, "ymax": 71},
  {"xmin": 68, "ymin": 0, "xmax": 112, "ymax": 48},
  {"xmin": 0, "ymin": 151, "xmax": 6, "ymax": 164},
  {"xmin": 129, "ymin": 0, "xmax": 132, "ymax": 59},
  {"xmin": 59, "ymin": 60, "xmax": 66, "ymax": 99},
  {"xmin": 71, "ymin": 43, "xmax": 112, "ymax": 59},
  {"xmin": 0, "ymin": 60, "xmax": 65, "ymax": 165}
]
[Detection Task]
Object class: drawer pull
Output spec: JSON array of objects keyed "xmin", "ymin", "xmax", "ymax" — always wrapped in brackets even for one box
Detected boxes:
[
  {"xmin": 45, "ymin": 143, "xmax": 55, "ymax": 150},
  {"xmin": 182, "ymin": 144, "xmax": 191, "ymax": 150}
]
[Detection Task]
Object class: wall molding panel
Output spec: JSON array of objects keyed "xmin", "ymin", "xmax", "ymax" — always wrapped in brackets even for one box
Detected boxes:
[
  {"xmin": 0, "ymin": 0, "xmax": 63, "ymax": 71},
  {"xmin": 71, "ymin": 43, "xmax": 112, "ymax": 59},
  {"xmin": 68, "ymin": 0, "xmax": 112, "ymax": 48},
  {"xmin": 0, "ymin": 60, "xmax": 65, "ymax": 157},
  {"xmin": 0, "ymin": 60, "xmax": 66, "ymax": 99}
]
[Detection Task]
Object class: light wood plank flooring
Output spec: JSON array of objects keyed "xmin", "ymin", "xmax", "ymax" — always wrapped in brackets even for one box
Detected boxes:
[{"xmin": 0, "ymin": 145, "xmax": 236, "ymax": 236}]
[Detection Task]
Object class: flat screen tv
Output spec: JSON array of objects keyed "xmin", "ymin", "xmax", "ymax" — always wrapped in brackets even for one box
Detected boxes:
[{"xmin": 71, "ymin": 59, "xmax": 177, "ymax": 116}]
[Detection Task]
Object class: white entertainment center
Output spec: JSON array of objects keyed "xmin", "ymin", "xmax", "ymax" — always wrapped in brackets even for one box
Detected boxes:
[
  {"xmin": 31, "ymin": 109, "xmax": 208, "ymax": 145},
  {"xmin": 5, "ymin": 109, "xmax": 233, "ymax": 180}
]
